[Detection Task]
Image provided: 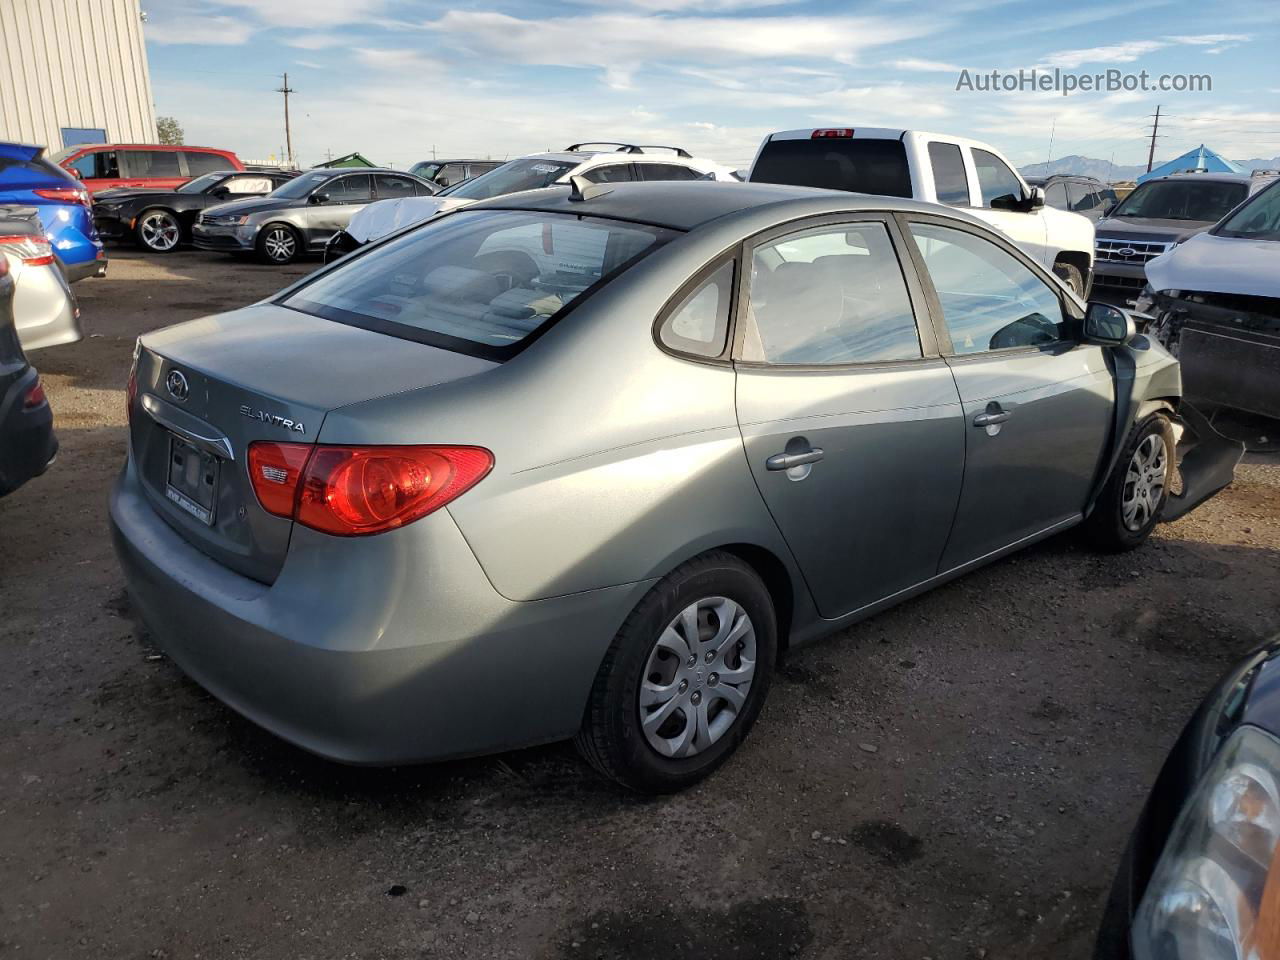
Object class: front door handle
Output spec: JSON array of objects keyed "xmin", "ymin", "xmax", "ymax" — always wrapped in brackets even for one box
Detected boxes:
[
  {"xmin": 972, "ymin": 411, "xmax": 1010, "ymax": 427},
  {"xmin": 766, "ymin": 448, "xmax": 824, "ymax": 471}
]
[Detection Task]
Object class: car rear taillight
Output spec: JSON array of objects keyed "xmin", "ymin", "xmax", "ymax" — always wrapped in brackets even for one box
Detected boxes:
[
  {"xmin": 0, "ymin": 234, "xmax": 56, "ymax": 267},
  {"xmin": 23, "ymin": 378, "xmax": 47, "ymax": 409},
  {"xmin": 247, "ymin": 442, "xmax": 493, "ymax": 537},
  {"xmin": 125, "ymin": 362, "xmax": 138, "ymax": 425},
  {"xmin": 811, "ymin": 128, "xmax": 855, "ymax": 138},
  {"xmin": 33, "ymin": 186, "xmax": 91, "ymax": 207}
]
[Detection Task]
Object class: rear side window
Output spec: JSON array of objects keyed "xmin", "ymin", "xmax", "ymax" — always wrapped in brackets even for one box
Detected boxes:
[
  {"xmin": 583, "ymin": 164, "xmax": 634, "ymax": 184},
  {"xmin": 637, "ymin": 163, "xmax": 700, "ymax": 182},
  {"xmin": 744, "ymin": 222, "xmax": 921, "ymax": 365},
  {"xmin": 1045, "ymin": 183, "xmax": 1069, "ymax": 209},
  {"xmin": 659, "ymin": 260, "xmax": 734, "ymax": 358},
  {"xmin": 283, "ymin": 210, "xmax": 677, "ymax": 360},
  {"xmin": 186, "ymin": 152, "xmax": 229, "ymax": 176},
  {"xmin": 375, "ymin": 174, "xmax": 418, "ymax": 199},
  {"xmin": 437, "ymin": 163, "xmax": 467, "ymax": 186},
  {"xmin": 972, "ymin": 149, "xmax": 1024, "ymax": 207},
  {"xmin": 928, "ymin": 142, "xmax": 969, "ymax": 205},
  {"xmin": 127, "ymin": 150, "xmax": 183, "ymax": 178},
  {"xmin": 750, "ymin": 137, "xmax": 912, "ymax": 199},
  {"xmin": 224, "ymin": 175, "xmax": 273, "ymax": 194}
]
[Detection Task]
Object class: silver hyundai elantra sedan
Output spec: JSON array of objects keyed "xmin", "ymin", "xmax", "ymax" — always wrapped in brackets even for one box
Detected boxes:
[{"xmin": 110, "ymin": 180, "xmax": 1238, "ymax": 792}]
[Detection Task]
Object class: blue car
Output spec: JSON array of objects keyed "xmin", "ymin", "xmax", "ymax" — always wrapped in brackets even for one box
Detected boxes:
[{"xmin": 0, "ymin": 142, "xmax": 105, "ymax": 282}]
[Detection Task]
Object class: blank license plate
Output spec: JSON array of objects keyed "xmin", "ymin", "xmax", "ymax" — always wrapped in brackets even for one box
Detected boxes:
[{"xmin": 165, "ymin": 435, "xmax": 219, "ymax": 525}]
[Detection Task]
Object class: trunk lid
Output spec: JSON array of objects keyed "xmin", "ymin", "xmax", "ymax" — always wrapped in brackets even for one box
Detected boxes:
[{"xmin": 129, "ymin": 304, "xmax": 496, "ymax": 582}]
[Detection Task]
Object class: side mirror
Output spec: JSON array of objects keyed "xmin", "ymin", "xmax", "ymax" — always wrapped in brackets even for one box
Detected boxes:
[
  {"xmin": 1083, "ymin": 301, "xmax": 1137, "ymax": 346},
  {"xmin": 309, "ymin": 192, "xmax": 330, "ymax": 205},
  {"xmin": 1101, "ymin": 202, "xmax": 1116, "ymax": 218},
  {"xmin": 1024, "ymin": 186, "xmax": 1046, "ymax": 212},
  {"xmin": 210, "ymin": 186, "xmax": 230, "ymax": 199}
]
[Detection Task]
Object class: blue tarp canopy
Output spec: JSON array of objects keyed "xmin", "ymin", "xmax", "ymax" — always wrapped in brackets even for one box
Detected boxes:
[{"xmin": 1138, "ymin": 144, "xmax": 1243, "ymax": 183}]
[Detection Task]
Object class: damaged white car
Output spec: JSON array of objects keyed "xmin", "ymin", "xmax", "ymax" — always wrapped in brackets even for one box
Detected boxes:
[{"xmin": 1137, "ymin": 177, "xmax": 1280, "ymax": 420}]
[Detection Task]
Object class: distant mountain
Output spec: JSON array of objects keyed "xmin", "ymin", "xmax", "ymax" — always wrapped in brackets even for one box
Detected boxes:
[{"xmin": 1021, "ymin": 154, "xmax": 1280, "ymax": 183}]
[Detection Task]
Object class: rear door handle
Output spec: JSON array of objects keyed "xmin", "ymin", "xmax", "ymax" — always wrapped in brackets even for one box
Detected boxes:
[
  {"xmin": 972, "ymin": 411, "xmax": 1010, "ymax": 427},
  {"xmin": 766, "ymin": 448, "xmax": 824, "ymax": 471}
]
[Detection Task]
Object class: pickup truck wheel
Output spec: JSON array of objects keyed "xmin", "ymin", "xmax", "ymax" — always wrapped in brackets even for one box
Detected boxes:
[
  {"xmin": 1053, "ymin": 261, "xmax": 1085, "ymax": 298},
  {"xmin": 1084, "ymin": 413, "xmax": 1175, "ymax": 552},
  {"xmin": 575, "ymin": 551, "xmax": 776, "ymax": 793}
]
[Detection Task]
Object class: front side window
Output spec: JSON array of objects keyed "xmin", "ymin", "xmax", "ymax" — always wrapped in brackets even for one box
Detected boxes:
[
  {"xmin": 323, "ymin": 174, "xmax": 372, "ymax": 203},
  {"xmin": 1045, "ymin": 182, "xmax": 1069, "ymax": 209},
  {"xmin": 375, "ymin": 174, "xmax": 418, "ymax": 199},
  {"xmin": 744, "ymin": 222, "xmax": 921, "ymax": 365},
  {"xmin": 283, "ymin": 210, "xmax": 676, "ymax": 359},
  {"xmin": 972, "ymin": 149, "xmax": 1024, "ymax": 208},
  {"xmin": 1216, "ymin": 180, "xmax": 1280, "ymax": 240},
  {"xmin": 65, "ymin": 153, "xmax": 97, "ymax": 180},
  {"xmin": 659, "ymin": 260, "xmax": 734, "ymax": 357},
  {"xmin": 751, "ymin": 137, "xmax": 913, "ymax": 198},
  {"xmin": 637, "ymin": 163, "xmax": 700, "ymax": 182},
  {"xmin": 928, "ymin": 142, "xmax": 969, "ymax": 205},
  {"xmin": 1112, "ymin": 179, "xmax": 1248, "ymax": 221},
  {"xmin": 437, "ymin": 163, "xmax": 467, "ymax": 186},
  {"xmin": 185, "ymin": 152, "xmax": 228, "ymax": 176},
  {"xmin": 444, "ymin": 159, "xmax": 577, "ymax": 201},
  {"xmin": 909, "ymin": 222, "xmax": 1067, "ymax": 354}
]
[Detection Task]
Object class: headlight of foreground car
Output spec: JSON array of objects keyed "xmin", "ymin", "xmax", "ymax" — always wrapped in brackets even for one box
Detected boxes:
[{"xmin": 1135, "ymin": 726, "xmax": 1280, "ymax": 960}]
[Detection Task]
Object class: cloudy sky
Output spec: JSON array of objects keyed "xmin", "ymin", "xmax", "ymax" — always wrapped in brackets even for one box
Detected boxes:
[{"xmin": 143, "ymin": 0, "xmax": 1279, "ymax": 171}]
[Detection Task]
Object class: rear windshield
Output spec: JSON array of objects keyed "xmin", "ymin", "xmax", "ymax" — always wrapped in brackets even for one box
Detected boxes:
[
  {"xmin": 442, "ymin": 159, "xmax": 577, "ymax": 201},
  {"xmin": 0, "ymin": 155, "xmax": 76, "ymax": 187},
  {"xmin": 750, "ymin": 137, "xmax": 913, "ymax": 198},
  {"xmin": 282, "ymin": 209, "xmax": 677, "ymax": 360},
  {"xmin": 1111, "ymin": 179, "xmax": 1247, "ymax": 221},
  {"xmin": 1215, "ymin": 180, "xmax": 1280, "ymax": 240}
]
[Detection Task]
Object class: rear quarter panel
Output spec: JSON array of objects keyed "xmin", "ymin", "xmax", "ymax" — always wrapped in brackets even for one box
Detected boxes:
[{"xmin": 315, "ymin": 230, "xmax": 803, "ymax": 604}]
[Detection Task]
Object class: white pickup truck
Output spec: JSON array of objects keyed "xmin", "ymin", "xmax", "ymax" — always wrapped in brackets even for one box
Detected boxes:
[{"xmin": 748, "ymin": 127, "xmax": 1096, "ymax": 296}]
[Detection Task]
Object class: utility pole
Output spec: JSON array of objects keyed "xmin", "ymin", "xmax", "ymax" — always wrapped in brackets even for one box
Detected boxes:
[
  {"xmin": 1045, "ymin": 118, "xmax": 1056, "ymax": 166},
  {"xmin": 1146, "ymin": 104, "xmax": 1162, "ymax": 173},
  {"xmin": 277, "ymin": 73, "xmax": 295, "ymax": 168}
]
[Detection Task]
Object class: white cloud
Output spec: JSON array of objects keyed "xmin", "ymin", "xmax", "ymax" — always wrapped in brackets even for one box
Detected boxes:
[
  {"xmin": 214, "ymin": 0, "xmax": 389, "ymax": 28},
  {"xmin": 286, "ymin": 32, "xmax": 347, "ymax": 50},
  {"xmin": 1040, "ymin": 41, "xmax": 1168, "ymax": 69},
  {"xmin": 144, "ymin": 14, "xmax": 254, "ymax": 45},
  {"xmin": 352, "ymin": 48, "xmax": 447, "ymax": 76},
  {"xmin": 890, "ymin": 57, "xmax": 962, "ymax": 72},
  {"xmin": 1163, "ymin": 33, "xmax": 1251, "ymax": 46}
]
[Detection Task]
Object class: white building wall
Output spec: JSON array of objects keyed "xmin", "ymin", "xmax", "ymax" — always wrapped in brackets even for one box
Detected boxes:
[{"xmin": 0, "ymin": 0, "xmax": 157, "ymax": 150}]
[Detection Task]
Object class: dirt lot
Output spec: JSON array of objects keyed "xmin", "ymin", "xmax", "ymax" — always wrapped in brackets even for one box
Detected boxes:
[{"xmin": 2, "ymin": 249, "xmax": 1278, "ymax": 960}]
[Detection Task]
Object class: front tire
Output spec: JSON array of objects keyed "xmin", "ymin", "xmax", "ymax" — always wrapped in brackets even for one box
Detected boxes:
[
  {"xmin": 575, "ymin": 551, "xmax": 777, "ymax": 793},
  {"xmin": 256, "ymin": 223, "xmax": 300, "ymax": 265},
  {"xmin": 135, "ymin": 209, "xmax": 181, "ymax": 253},
  {"xmin": 1084, "ymin": 413, "xmax": 1175, "ymax": 551}
]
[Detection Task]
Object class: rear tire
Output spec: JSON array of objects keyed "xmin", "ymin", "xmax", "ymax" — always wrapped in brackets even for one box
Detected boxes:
[
  {"xmin": 1084, "ymin": 413, "xmax": 1175, "ymax": 552},
  {"xmin": 1053, "ymin": 260, "xmax": 1086, "ymax": 298},
  {"xmin": 135, "ymin": 208, "xmax": 181, "ymax": 253},
  {"xmin": 575, "ymin": 551, "xmax": 777, "ymax": 793},
  {"xmin": 256, "ymin": 223, "xmax": 300, "ymax": 265}
]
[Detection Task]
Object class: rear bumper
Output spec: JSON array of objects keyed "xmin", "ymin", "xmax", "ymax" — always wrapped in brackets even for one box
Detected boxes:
[
  {"xmin": 0, "ymin": 367, "xmax": 57, "ymax": 496},
  {"xmin": 64, "ymin": 255, "xmax": 106, "ymax": 282},
  {"xmin": 109, "ymin": 457, "xmax": 647, "ymax": 764}
]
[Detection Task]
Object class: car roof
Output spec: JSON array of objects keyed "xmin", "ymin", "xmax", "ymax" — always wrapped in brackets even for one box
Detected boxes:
[
  {"xmin": 303, "ymin": 167, "xmax": 415, "ymax": 176},
  {"xmin": 1152, "ymin": 171, "xmax": 1257, "ymax": 184},
  {"xmin": 416, "ymin": 158, "xmax": 498, "ymax": 164},
  {"xmin": 466, "ymin": 180, "xmax": 983, "ymax": 232},
  {"xmin": 65, "ymin": 144, "xmax": 236, "ymax": 152}
]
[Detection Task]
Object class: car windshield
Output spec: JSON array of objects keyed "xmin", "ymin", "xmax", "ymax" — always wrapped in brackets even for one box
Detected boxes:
[
  {"xmin": 1111, "ymin": 179, "xmax": 1247, "ymax": 221},
  {"xmin": 282, "ymin": 209, "xmax": 677, "ymax": 360},
  {"xmin": 750, "ymin": 137, "xmax": 913, "ymax": 198},
  {"xmin": 441, "ymin": 159, "xmax": 577, "ymax": 201},
  {"xmin": 1215, "ymin": 180, "xmax": 1280, "ymax": 240},
  {"xmin": 178, "ymin": 173, "xmax": 225, "ymax": 194},
  {"xmin": 270, "ymin": 171, "xmax": 334, "ymax": 200}
]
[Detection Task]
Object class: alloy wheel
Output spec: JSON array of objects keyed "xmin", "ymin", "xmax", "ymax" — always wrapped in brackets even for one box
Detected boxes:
[
  {"xmin": 1122, "ymin": 432, "xmax": 1168, "ymax": 531},
  {"xmin": 139, "ymin": 211, "xmax": 180, "ymax": 251},
  {"xmin": 638, "ymin": 596, "xmax": 757, "ymax": 758},
  {"xmin": 263, "ymin": 227, "xmax": 296, "ymax": 263}
]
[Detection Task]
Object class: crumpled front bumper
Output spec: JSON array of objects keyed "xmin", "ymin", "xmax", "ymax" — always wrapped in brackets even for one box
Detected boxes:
[{"xmin": 1162, "ymin": 402, "xmax": 1245, "ymax": 523}]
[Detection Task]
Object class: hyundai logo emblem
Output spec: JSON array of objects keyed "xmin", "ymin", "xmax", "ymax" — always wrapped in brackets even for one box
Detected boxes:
[
  {"xmin": 166, "ymin": 369, "xmax": 190, "ymax": 402},
  {"xmin": 1116, "ymin": 247, "xmax": 1138, "ymax": 258}
]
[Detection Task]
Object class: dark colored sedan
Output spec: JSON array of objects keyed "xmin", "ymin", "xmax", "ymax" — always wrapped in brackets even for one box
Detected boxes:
[
  {"xmin": 1097, "ymin": 638, "xmax": 1280, "ymax": 959},
  {"xmin": 92, "ymin": 170, "xmax": 299, "ymax": 253},
  {"xmin": 0, "ymin": 252, "xmax": 56, "ymax": 496}
]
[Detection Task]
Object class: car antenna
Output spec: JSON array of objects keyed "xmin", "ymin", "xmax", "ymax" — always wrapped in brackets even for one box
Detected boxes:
[{"xmin": 567, "ymin": 174, "xmax": 611, "ymax": 202}]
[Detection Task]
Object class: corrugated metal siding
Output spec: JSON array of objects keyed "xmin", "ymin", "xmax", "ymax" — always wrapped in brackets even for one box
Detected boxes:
[{"xmin": 0, "ymin": 0, "xmax": 156, "ymax": 150}]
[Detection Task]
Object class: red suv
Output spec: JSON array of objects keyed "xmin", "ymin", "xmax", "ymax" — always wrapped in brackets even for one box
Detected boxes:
[{"xmin": 49, "ymin": 144, "xmax": 243, "ymax": 194}]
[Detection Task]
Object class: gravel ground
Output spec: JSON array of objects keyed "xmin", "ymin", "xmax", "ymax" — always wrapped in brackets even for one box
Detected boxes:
[{"xmin": 2, "ymin": 249, "xmax": 1278, "ymax": 960}]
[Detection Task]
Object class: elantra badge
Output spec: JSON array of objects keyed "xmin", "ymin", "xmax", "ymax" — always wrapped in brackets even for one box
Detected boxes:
[{"xmin": 239, "ymin": 404, "xmax": 305, "ymax": 433}]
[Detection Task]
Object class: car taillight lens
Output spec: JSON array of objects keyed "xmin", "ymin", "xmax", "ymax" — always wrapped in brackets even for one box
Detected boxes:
[
  {"xmin": 0, "ymin": 234, "xmax": 56, "ymax": 267},
  {"xmin": 811, "ymin": 128, "xmax": 855, "ymax": 138},
  {"xmin": 247, "ymin": 443, "xmax": 492, "ymax": 536},
  {"xmin": 23, "ymin": 379, "xmax": 47, "ymax": 409},
  {"xmin": 125, "ymin": 362, "xmax": 138, "ymax": 425},
  {"xmin": 34, "ymin": 186, "xmax": 91, "ymax": 207}
]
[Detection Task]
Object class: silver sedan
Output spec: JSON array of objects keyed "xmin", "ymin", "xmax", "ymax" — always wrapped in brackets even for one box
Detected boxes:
[{"xmin": 109, "ymin": 181, "xmax": 1239, "ymax": 792}]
